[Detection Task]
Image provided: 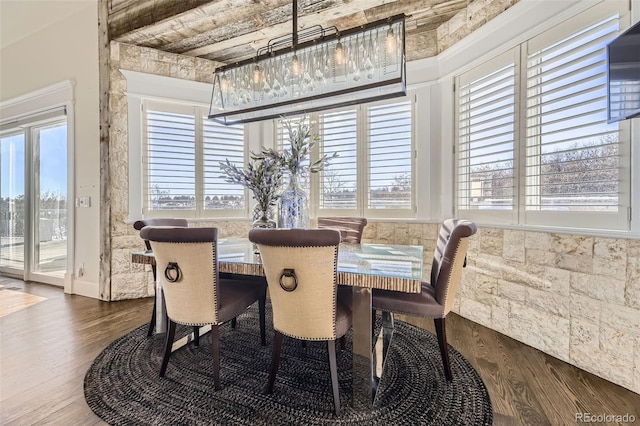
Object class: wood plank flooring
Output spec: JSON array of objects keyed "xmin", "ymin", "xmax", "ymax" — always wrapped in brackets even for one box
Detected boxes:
[{"xmin": 1, "ymin": 276, "xmax": 638, "ymax": 425}]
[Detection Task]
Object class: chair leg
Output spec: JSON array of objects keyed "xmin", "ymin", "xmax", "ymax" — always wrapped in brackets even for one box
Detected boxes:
[
  {"xmin": 259, "ymin": 292, "xmax": 266, "ymax": 346},
  {"xmin": 372, "ymin": 309, "xmax": 376, "ymax": 337},
  {"xmin": 231, "ymin": 317, "xmax": 237, "ymax": 329},
  {"xmin": 159, "ymin": 320, "xmax": 176, "ymax": 377},
  {"xmin": 340, "ymin": 336, "xmax": 346, "ymax": 351},
  {"xmin": 265, "ymin": 331, "xmax": 284, "ymax": 394},
  {"xmin": 211, "ymin": 325, "xmax": 221, "ymax": 390},
  {"xmin": 147, "ymin": 265, "xmax": 158, "ymax": 336},
  {"xmin": 147, "ymin": 293, "xmax": 157, "ymax": 336},
  {"xmin": 434, "ymin": 317, "xmax": 453, "ymax": 381},
  {"xmin": 327, "ymin": 339, "xmax": 341, "ymax": 416},
  {"xmin": 193, "ymin": 326, "xmax": 200, "ymax": 348}
]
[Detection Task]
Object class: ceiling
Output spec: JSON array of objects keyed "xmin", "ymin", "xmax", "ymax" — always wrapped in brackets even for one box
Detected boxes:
[{"xmin": 108, "ymin": 0, "xmax": 474, "ymax": 67}]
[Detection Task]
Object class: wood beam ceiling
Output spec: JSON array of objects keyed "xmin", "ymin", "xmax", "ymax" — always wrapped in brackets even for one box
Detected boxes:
[{"xmin": 109, "ymin": 0, "xmax": 474, "ymax": 65}]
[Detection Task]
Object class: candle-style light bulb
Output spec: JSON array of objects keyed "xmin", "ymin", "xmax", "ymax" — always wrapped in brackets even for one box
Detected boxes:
[
  {"xmin": 220, "ymin": 74, "xmax": 230, "ymax": 92},
  {"xmin": 292, "ymin": 54, "xmax": 301, "ymax": 76},
  {"xmin": 386, "ymin": 26, "xmax": 397, "ymax": 55},
  {"xmin": 335, "ymin": 41, "xmax": 345, "ymax": 65},
  {"xmin": 253, "ymin": 65, "xmax": 262, "ymax": 85}
]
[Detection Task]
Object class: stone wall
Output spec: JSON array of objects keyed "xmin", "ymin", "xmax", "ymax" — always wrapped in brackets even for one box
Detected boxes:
[
  {"xmin": 436, "ymin": 0, "xmax": 521, "ymax": 53},
  {"xmin": 460, "ymin": 228, "xmax": 639, "ymax": 394},
  {"xmin": 362, "ymin": 222, "xmax": 639, "ymax": 394}
]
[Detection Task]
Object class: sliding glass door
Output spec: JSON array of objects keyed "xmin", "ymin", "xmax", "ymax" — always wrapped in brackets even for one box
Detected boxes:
[
  {"xmin": 0, "ymin": 133, "xmax": 26, "ymax": 272},
  {"xmin": 33, "ymin": 123, "xmax": 68, "ymax": 277},
  {"xmin": 0, "ymin": 116, "xmax": 68, "ymax": 285}
]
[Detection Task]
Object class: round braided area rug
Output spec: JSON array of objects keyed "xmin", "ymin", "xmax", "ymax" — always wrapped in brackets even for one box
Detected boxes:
[{"xmin": 85, "ymin": 303, "xmax": 492, "ymax": 425}]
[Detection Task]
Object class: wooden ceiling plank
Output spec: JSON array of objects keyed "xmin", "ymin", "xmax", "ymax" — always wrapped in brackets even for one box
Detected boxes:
[
  {"xmin": 109, "ymin": 0, "xmax": 214, "ymax": 40},
  {"xmin": 113, "ymin": 0, "xmax": 292, "ymax": 46},
  {"xmin": 183, "ymin": 0, "xmax": 396, "ymax": 60},
  {"xmin": 109, "ymin": 0, "xmax": 480, "ymax": 65},
  {"xmin": 363, "ymin": 0, "xmax": 470, "ymax": 22}
]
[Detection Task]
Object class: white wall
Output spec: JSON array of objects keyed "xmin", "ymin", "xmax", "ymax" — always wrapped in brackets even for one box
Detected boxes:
[{"xmin": 0, "ymin": 1, "xmax": 100, "ymax": 298}]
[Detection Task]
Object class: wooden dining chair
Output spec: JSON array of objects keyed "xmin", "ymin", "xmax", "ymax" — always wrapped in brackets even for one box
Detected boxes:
[
  {"xmin": 249, "ymin": 228, "xmax": 350, "ymax": 416},
  {"xmin": 133, "ymin": 218, "xmax": 189, "ymax": 336},
  {"xmin": 317, "ymin": 217, "xmax": 368, "ymax": 244},
  {"xmin": 141, "ymin": 226, "xmax": 267, "ymax": 390},
  {"xmin": 372, "ymin": 219, "xmax": 477, "ymax": 381}
]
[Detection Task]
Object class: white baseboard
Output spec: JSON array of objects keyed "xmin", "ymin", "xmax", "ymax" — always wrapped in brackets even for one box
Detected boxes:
[{"xmin": 67, "ymin": 278, "xmax": 99, "ymax": 299}]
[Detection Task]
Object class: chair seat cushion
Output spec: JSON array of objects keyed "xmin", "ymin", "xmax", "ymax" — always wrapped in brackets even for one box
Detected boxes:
[
  {"xmin": 217, "ymin": 279, "xmax": 264, "ymax": 323},
  {"xmin": 372, "ymin": 282, "xmax": 445, "ymax": 318},
  {"xmin": 335, "ymin": 302, "xmax": 352, "ymax": 339}
]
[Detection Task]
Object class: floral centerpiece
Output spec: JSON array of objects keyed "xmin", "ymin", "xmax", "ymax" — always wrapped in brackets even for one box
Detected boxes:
[
  {"xmin": 219, "ymin": 155, "xmax": 282, "ymax": 228},
  {"xmin": 258, "ymin": 118, "xmax": 335, "ymax": 176},
  {"xmin": 257, "ymin": 116, "xmax": 337, "ymax": 228}
]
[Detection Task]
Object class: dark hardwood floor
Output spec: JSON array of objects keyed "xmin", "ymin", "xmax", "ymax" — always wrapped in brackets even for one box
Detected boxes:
[{"xmin": 1, "ymin": 276, "xmax": 638, "ymax": 425}]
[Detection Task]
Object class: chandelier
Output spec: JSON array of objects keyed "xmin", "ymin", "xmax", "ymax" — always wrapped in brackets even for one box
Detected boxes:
[{"xmin": 208, "ymin": 0, "xmax": 406, "ymax": 124}]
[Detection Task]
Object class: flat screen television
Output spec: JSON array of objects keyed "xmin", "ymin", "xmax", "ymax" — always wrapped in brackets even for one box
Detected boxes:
[{"xmin": 607, "ymin": 20, "xmax": 640, "ymax": 123}]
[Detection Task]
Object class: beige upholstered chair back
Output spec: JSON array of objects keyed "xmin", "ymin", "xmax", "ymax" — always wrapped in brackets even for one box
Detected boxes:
[
  {"xmin": 431, "ymin": 219, "xmax": 477, "ymax": 315},
  {"xmin": 141, "ymin": 227, "xmax": 221, "ymax": 326},
  {"xmin": 134, "ymin": 218, "xmax": 188, "ymax": 250},
  {"xmin": 249, "ymin": 228, "xmax": 341, "ymax": 340},
  {"xmin": 317, "ymin": 217, "xmax": 367, "ymax": 244}
]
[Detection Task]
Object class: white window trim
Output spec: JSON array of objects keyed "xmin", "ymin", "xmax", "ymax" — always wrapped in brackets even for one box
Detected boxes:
[
  {"xmin": 451, "ymin": 0, "xmax": 635, "ymax": 235},
  {"xmin": 121, "ymin": 70, "xmax": 211, "ymax": 222}
]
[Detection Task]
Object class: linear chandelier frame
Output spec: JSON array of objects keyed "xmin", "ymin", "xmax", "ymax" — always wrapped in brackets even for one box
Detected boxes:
[{"xmin": 208, "ymin": 2, "xmax": 406, "ymax": 125}]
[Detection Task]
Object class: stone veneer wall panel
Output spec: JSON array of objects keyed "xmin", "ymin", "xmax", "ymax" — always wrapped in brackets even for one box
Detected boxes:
[
  {"xmin": 456, "ymin": 226, "xmax": 640, "ymax": 394},
  {"xmin": 436, "ymin": 0, "xmax": 521, "ymax": 53}
]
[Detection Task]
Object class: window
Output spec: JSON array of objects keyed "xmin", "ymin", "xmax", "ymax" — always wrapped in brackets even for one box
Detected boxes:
[
  {"xmin": 142, "ymin": 100, "xmax": 246, "ymax": 218},
  {"xmin": 366, "ymin": 100, "xmax": 413, "ymax": 213},
  {"xmin": 457, "ymin": 50, "xmax": 517, "ymax": 221},
  {"xmin": 319, "ymin": 108, "xmax": 358, "ymax": 210},
  {"xmin": 276, "ymin": 97, "xmax": 415, "ymax": 218},
  {"xmin": 455, "ymin": 3, "xmax": 630, "ymax": 231}
]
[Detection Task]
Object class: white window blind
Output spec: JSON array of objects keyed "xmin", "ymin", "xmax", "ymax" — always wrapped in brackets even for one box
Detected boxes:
[
  {"xmin": 318, "ymin": 108, "xmax": 358, "ymax": 210},
  {"xmin": 275, "ymin": 97, "xmax": 415, "ymax": 218},
  {"xmin": 202, "ymin": 119, "xmax": 245, "ymax": 212},
  {"xmin": 455, "ymin": 0, "xmax": 629, "ymax": 231},
  {"xmin": 366, "ymin": 100, "xmax": 413, "ymax": 211},
  {"xmin": 144, "ymin": 104, "xmax": 196, "ymax": 212},
  {"xmin": 525, "ymin": 15, "xmax": 621, "ymax": 214},
  {"xmin": 457, "ymin": 51, "xmax": 517, "ymax": 215}
]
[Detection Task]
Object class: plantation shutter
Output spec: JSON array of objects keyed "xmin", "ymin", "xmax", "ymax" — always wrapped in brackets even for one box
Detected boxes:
[
  {"xmin": 525, "ymin": 14, "xmax": 621, "ymax": 219},
  {"xmin": 456, "ymin": 49, "xmax": 517, "ymax": 221},
  {"xmin": 318, "ymin": 108, "xmax": 358, "ymax": 210},
  {"xmin": 366, "ymin": 99, "xmax": 414, "ymax": 213},
  {"xmin": 203, "ymin": 118, "xmax": 245, "ymax": 214},
  {"xmin": 143, "ymin": 102, "xmax": 196, "ymax": 212}
]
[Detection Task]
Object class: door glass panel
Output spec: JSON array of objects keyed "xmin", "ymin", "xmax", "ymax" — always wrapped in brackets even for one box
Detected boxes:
[
  {"xmin": 33, "ymin": 123, "xmax": 67, "ymax": 276},
  {"xmin": 0, "ymin": 133, "xmax": 26, "ymax": 271}
]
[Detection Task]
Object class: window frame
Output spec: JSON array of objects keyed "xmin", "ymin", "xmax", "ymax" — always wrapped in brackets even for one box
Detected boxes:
[
  {"xmin": 454, "ymin": 2, "xmax": 632, "ymax": 232},
  {"xmin": 275, "ymin": 94, "xmax": 417, "ymax": 220},
  {"xmin": 141, "ymin": 98, "xmax": 249, "ymax": 219}
]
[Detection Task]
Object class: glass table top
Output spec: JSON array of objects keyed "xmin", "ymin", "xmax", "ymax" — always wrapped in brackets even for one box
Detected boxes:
[
  {"xmin": 218, "ymin": 238, "xmax": 424, "ymax": 283},
  {"xmin": 133, "ymin": 238, "xmax": 425, "ymax": 292}
]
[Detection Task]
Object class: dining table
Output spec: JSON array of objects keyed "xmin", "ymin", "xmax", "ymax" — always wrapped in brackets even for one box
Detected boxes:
[{"xmin": 132, "ymin": 237, "xmax": 424, "ymax": 410}]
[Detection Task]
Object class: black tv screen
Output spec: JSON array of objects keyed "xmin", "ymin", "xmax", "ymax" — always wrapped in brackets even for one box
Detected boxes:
[{"xmin": 607, "ymin": 20, "xmax": 640, "ymax": 123}]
